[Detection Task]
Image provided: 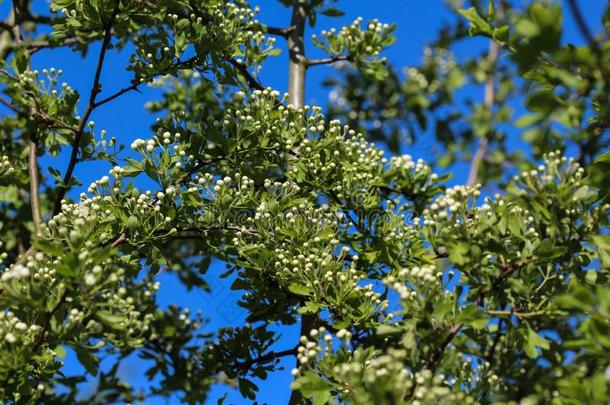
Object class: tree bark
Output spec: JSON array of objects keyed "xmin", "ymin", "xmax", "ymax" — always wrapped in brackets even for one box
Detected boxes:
[
  {"xmin": 287, "ymin": 1, "xmax": 307, "ymax": 108},
  {"xmin": 287, "ymin": 2, "xmax": 313, "ymax": 404},
  {"xmin": 466, "ymin": 37, "xmax": 499, "ymax": 186}
]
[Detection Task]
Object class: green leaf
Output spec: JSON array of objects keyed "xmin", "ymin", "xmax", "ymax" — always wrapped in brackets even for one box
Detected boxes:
[
  {"xmin": 448, "ymin": 241, "xmax": 469, "ymax": 266},
  {"xmin": 458, "ymin": 7, "xmax": 493, "ymax": 36},
  {"xmin": 376, "ymin": 324, "xmax": 402, "ymax": 335},
  {"xmin": 320, "ymin": 7, "xmax": 344, "ymax": 17},
  {"xmin": 592, "ymin": 235, "xmax": 610, "ymax": 268},
  {"xmin": 293, "ymin": 371, "xmax": 333, "ymax": 403},
  {"xmin": 54, "ymin": 345, "xmax": 66, "ymax": 359},
  {"xmin": 589, "ymin": 152, "xmax": 610, "ymax": 201},
  {"xmin": 288, "ymin": 283, "xmax": 312, "ymax": 296},
  {"xmin": 526, "ymin": 91, "xmax": 561, "ymax": 115},
  {"xmin": 525, "ymin": 327, "xmax": 550, "ymax": 358},
  {"xmin": 33, "ymin": 238, "xmax": 64, "ymax": 257},
  {"xmin": 13, "ymin": 47, "xmax": 29, "ymax": 73},
  {"xmin": 238, "ymin": 378, "xmax": 258, "ymax": 399},
  {"xmin": 74, "ymin": 347, "xmax": 99, "ymax": 375},
  {"xmin": 459, "ymin": 305, "xmax": 488, "ymax": 330},
  {"xmin": 96, "ymin": 310, "xmax": 125, "ymax": 330},
  {"xmin": 298, "ymin": 301, "xmax": 323, "ymax": 314}
]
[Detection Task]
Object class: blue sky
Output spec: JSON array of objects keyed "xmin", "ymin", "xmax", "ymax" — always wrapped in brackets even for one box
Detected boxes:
[{"xmin": 0, "ymin": 0, "xmax": 607, "ymax": 404}]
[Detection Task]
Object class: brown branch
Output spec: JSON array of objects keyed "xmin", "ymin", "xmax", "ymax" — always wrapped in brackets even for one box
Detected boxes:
[
  {"xmin": 486, "ymin": 318, "xmax": 504, "ymax": 365},
  {"xmin": 423, "ymin": 323, "xmax": 463, "ymax": 371},
  {"xmin": 53, "ymin": 6, "xmax": 119, "ymax": 216},
  {"xmin": 287, "ymin": 2, "xmax": 307, "ymax": 109},
  {"xmin": 228, "ymin": 59, "xmax": 265, "ymax": 91},
  {"xmin": 485, "ymin": 309, "xmax": 549, "ymax": 318},
  {"xmin": 28, "ymin": 36, "xmax": 80, "ymax": 54},
  {"xmin": 567, "ymin": 0, "xmax": 600, "ymax": 54},
  {"xmin": 306, "ymin": 55, "xmax": 351, "ymax": 67},
  {"xmin": 110, "ymin": 233, "xmax": 126, "ymax": 248},
  {"xmin": 566, "ymin": 0, "xmax": 610, "ymax": 86},
  {"xmin": 467, "ymin": 39, "xmax": 499, "ymax": 186},
  {"xmin": 93, "ymin": 56, "xmax": 198, "ymax": 108},
  {"xmin": 287, "ymin": 4, "xmax": 309, "ymax": 405},
  {"xmin": 28, "ymin": 140, "xmax": 42, "ymax": 235},
  {"xmin": 12, "ymin": 1, "xmax": 42, "ymax": 236},
  {"xmin": 234, "ymin": 347, "xmax": 297, "ymax": 373},
  {"xmin": 264, "ymin": 25, "xmax": 295, "ymax": 38},
  {"xmin": 0, "ymin": 9, "xmax": 15, "ymax": 60},
  {"xmin": 32, "ymin": 289, "xmax": 69, "ymax": 352},
  {"xmin": 0, "ymin": 95, "xmax": 17, "ymax": 112}
]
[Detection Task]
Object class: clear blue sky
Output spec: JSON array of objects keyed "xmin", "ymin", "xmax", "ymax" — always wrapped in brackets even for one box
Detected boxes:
[{"xmin": 0, "ymin": 1, "xmax": 606, "ymax": 404}]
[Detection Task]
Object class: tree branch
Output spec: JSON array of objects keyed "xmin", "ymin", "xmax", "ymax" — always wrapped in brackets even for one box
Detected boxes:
[
  {"xmin": 264, "ymin": 25, "xmax": 295, "ymax": 38},
  {"xmin": 228, "ymin": 59, "xmax": 265, "ymax": 91},
  {"xmin": 566, "ymin": 0, "xmax": 610, "ymax": 86},
  {"xmin": 234, "ymin": 347, "xmax": 297, "ymax": 373},
  {"xmin": 287, "ymin": 3, "xmax": 310, "ymax": 405},
  {"xmin": 28, "ymin": 139, "xmax": 42, "ymax": 235},
  {"xmin": 287, "ymin": 1, "xmax": 307, "ymax": 108},
  {"xmin": 0, "ymin": 95, "xmax": 17, "ymax": 112},
  {"xmin": 28, "ymin": 36, "xmax": 80, "ymax": 54},
  {"xmin": 306, "ymin": 55, "xmax": 351, "ymax": 67},
  {"xmin": 92, "ymin": 56, "xmax": 199, "ymax": 108},
  {"xmin": 467, "ymin": 39, "xmax": 498, "ymax": 186},
  {"xmin": 12, "ymin": 1, "xmax": 42, "ymax": 236},
  {"xmin": 32, "ymin": 289, "xmax": 69, "ymax": 352},
  {"xmin": 53, "ymin": 7, "xmax": 119, "ymax": 216},
  {"xmin": 423, "ymin": 323, "xmax": 463, "ymax": 371},
  {"xmin": 567, "ymin": 0, "xmax": 600, "ymax": 54}
]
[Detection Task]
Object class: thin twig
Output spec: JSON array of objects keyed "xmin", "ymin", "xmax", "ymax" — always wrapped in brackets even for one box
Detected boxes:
[
  {"xmin": 93, "ymin": 56, "xmax": 198, "ymax": 108},
  {"xmin": 567, "ymin": 0, "xmax": 600, "ymax": 54},
  {"xmin": 467, "ymin": 39, "xmax": 499, "ymax": 186},
  {"xmin": 485, "ymin": 308, "xmax": 553, "ymax": 318},
  {"xmin": 228, "ymin": 59, "xmax": 265, "ymax": 91},
  {"xmin": 0, "ymin": 95, "xmax": 17, "ymax": 112},
  {"xmin": 32, "ymin": 289, "xmax": 69, "ymax": 352},
  {"xmin": 28, "ymin": 36, "xmax": 80, "ymax": 54},
  {"xmin": 110, "ymin": 233, "xmax": 126, "ymax": 248},
  {"xmin": 265, "ymin": 25, "xmax": 295, "ymax": 38},
  {"xmin": 53, "ymin": 6, "xmax": 119, "ymax": 216},
  {"xmin": 306, "ymin": 55, "xmax": 351, "ymax": 67},
  {"xmin": 287, "ymin": 3, "xmax": 310, "ymax": 404},
  {"xmin": 28, "ymin": 140, "xmax": 42, "ymax": 234},
  {"xmin": 566, "ymin": 0, "xmax": 610, "ymax": 86},
  {"xmin": 12, "ymin": 1, "xmax": 42, "ymax": 235},
  {"xmin": 423, "ymin": 323, "xmax": 463, "ymax": 371},
  {"xmin": 234, "ymin": 347, "xmax": 297, "ymax": 372}
]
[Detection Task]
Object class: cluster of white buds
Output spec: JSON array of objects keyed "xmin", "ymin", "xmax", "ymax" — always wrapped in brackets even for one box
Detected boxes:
[
  {"xmin": 291, "ymin": 125, "xmax": 386, "ymax": 199},
  {"xmin": 130, "ymin": 138, "xmax": 147, "ymax": 150},
  {"xmin": 409, "ymin": 369, "xmax": 475, "ymax": 404},
  {"xmin": 314, "ymin": 17, "xmax": 392, "ymax": 60},
  {"xmin": 384, "ymin": 265, "xmax": 444, "ymax": 305},
  {"xmin": 109, "ymin": 165, "xmax": 126, "ymax": 178},
  {"xmin": 406, "ymin": 66, "xmax": 430, "ymax": 88},
  {"xmin": 0, "ymin": 155, "xmax": 15, "ymax": 175},
  {"xmin": 295, "ymin": 326, "xmax": 330, "ymax": 366},
  {"xmin": 98, "ymin": 274, "xmax": 159, "ymax": 340},
  {"xmin": 0, "ymin": 311, "xmax": 39, "ymax": 344},
  {"xmin": 423, "ymin": 184, "xmax": 481, "ymax": 225},
  {"xmin": 513, "ymin": 151, "xmax": 585, "ymax": 190},
  {"xmin": 1, "ymin": 263, "xmax": 30, "ymax": 281},
  {"xmin": 390, "ymin": 154, "xmax": 432, "ymax": 174},
  {"xmin": 87, "ymin": 175, "xmax": 112, "ymax": 194},
  {"xmin": 31, "ymin": 68, "xmax": 76, "ymax": 100},
  {"xmin": 424, "ymin": 45, "xmax": 457, "ymax": 70}
]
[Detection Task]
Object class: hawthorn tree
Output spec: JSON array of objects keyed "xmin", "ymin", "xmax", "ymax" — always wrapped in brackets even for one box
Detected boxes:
[{"xmin": 0, "ymin": 0, "xmax": 609, "ymax": 403}]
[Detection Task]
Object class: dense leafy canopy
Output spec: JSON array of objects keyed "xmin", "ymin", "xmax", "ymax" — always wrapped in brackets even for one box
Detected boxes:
[{"xmin": 0, "ymin": 0, "xmax": 609, "ymax": 404}]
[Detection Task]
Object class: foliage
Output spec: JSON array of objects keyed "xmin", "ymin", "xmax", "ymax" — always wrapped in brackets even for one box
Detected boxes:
[{"xmin": 0, "ymin": 0, "xmax": 608, "ymax": 404}]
